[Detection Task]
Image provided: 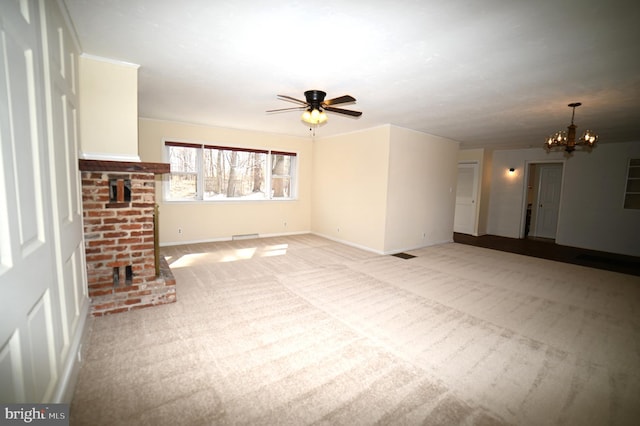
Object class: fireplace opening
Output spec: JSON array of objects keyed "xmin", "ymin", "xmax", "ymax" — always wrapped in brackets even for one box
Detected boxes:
[
  {"xmin": 112, "ymin": 265, "xmax": 134, "ymax": 287},
  {"xmin": 125, "ymin": 265, "xmax": 133, "ymax": 285},
  {"xmin": 109, "ymin": 178, "xmax": 131, "ymax": 203}
]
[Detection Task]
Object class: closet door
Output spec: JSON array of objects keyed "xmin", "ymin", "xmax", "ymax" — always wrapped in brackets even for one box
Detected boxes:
[{"xmin": 454, "ymin": 162, "xmax": 478, "ymax": 235}]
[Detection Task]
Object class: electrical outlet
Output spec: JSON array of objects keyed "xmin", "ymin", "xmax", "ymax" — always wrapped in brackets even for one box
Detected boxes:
[
  {"xmin": 283, "ymin": 221, "xmax": 287, "ymax": 227},
  {"xmin": 178, "ymin": 228, "xmax": 182, "ymax": 234}
]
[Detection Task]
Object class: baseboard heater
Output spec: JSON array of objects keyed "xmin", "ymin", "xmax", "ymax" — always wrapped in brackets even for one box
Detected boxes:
[{"xmin": 232, "ymin": 233, "xmax": 259, "ymax": 241}]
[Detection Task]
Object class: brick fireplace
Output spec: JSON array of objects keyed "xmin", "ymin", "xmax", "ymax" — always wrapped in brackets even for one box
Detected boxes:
[{"xmin": 79, "ymin": 159, "xmax": 176, "ymax": 316}]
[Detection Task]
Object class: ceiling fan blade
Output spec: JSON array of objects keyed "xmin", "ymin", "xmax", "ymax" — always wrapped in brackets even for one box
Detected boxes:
[
  {"xmin": 277, "ymin": 94, "xmax": 309, "ymax": 106},
  {"xmin": 323, "ymin": 106, "xmax": 362, "ymax": 117},
  {"xmin": 266, "ymin": 106, "xmax": 306, "ymax": 113},
  {"xmin": 323, "ymin": 95, "xmax": 356, "ymax": 106}
]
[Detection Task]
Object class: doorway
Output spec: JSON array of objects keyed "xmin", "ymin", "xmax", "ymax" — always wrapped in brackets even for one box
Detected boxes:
[{"xmin": 523, "ymin": 162, "xmax": 564, "ymax": 240}]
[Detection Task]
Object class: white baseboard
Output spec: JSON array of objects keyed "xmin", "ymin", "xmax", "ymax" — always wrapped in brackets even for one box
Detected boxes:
[
  {"xmin": 310, "ymin": 232, "xmax": 385, "ymax": 255},
  {"xmin": 311, "ymin": 232, "xmax": 454, "ymax": 256},
  {"xmin": 160, "ymin": 231, "xmax": 453, "ymax": 255},
  {"xmin": 159, "ymin": 231, "xmax": 310, "ymax": 247},
  {"xmin": 382, "ymin": 240, "xmax": 453, "ymax": 256}
]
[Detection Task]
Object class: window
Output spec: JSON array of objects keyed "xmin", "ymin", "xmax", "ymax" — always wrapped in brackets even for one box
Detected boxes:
[
  {"xmin": 624, "ymin": 159, "xmax": 640, "ymax": 209},
  {"xmin": 164, "ymin": 142, "xmax": 297, "ymax": 201},
  {"xmin": 166, "ymin": 142, "xmax": 200, "ymax": 200},
  {"xmin": 271, "ymin": 151, "xmax": 294, "ymax": 198}
]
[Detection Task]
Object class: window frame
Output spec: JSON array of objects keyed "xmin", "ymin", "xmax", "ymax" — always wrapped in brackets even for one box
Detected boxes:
[
  {"xmin": 163, "ymin": 141, "xmax": 298, "ymax": 202},
  {"xmin": 624, "ymin": 158, "xmax": 640, "ymax": 210}
]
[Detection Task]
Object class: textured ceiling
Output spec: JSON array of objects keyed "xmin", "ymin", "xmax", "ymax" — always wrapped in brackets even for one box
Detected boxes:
[{"xmin": 64, "ymin": 0, "xmax": 640, "ymax": 149}]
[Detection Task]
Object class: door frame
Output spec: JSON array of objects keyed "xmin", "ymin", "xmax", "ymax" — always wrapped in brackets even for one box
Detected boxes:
[
  {"xmin": 455, "ymin": 161, "xmax": 480, "ymax": 235},
  {"xmin": 519, "ymin": 160, "xmax": 565, "ymax": 239}
]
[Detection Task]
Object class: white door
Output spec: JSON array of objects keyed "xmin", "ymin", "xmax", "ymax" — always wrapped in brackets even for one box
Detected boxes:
[
  {"xmin": 0, "ymin": 0, "xmax": 87, "ymax": 403},
  {"xmin": 534, "ymin": 164, "xmax": 563, "ymax": 239},
  {"xmin": 0, "ymin": 0, "xmax": 58, "ymax": 403},
  {"xmin": 454, "ymin": 163, "xmax": 478, "ymax": 235}
]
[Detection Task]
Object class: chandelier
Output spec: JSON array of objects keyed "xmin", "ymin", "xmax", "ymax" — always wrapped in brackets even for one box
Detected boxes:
[{"xmin": 545, "ymin": 102, "xmax": 598, "ymax": 153}]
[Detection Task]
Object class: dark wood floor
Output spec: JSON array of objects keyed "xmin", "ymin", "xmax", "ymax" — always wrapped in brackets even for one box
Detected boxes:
[{"xmin": 453, "ymin": 233, "xmax": 640, "ymax": 277}]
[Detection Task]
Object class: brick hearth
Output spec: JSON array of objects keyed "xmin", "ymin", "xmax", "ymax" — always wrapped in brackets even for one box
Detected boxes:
[{"xmin": 80, "ymin": 159, "xmax": 175, "ymax": 316}]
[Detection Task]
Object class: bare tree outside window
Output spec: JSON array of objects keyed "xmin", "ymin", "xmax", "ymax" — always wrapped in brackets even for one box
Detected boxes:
[
  {"xmin": 168, "ymin": 145, "xmax": 198, "ymax": 199},
  {"xmin": 271, "ymin": 154, "xmax": 291, "ymax": 198},
  {"xmin": 226, "ymin": 150, "xmax": 240, "ymax": 197},
  {"xmin": 252, "ymin": 153, "xmax": 263, "ymax": 193}
]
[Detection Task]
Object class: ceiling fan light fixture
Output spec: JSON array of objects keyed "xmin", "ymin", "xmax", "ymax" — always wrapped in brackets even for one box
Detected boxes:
[
  {"xmin": 301, "ymin": 108, "xmax": 327, "ymax": 125},
  {"xmin": 270, "ymin": 90, "xmax": 360, "ymax": 130}
]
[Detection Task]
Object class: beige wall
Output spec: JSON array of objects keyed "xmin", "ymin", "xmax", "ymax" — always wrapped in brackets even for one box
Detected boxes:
[
  {"xmin": 488, "ymin": 142, "xmax": 640, "ymax": 256},
  {"xmin": 311, "ymin": 125, "xmax": 459, "ymax": 254},
  {"xmin": 79, "ymin": 55, "xmax": 139, "ymax": 161},
  {"xmin": 478, "ymin": 148, "xmax": 493, "ymax": 235},
  {"xmin": 311, "ymin": 126, "xmax": 391, "ymax": 252},
  {"xmin": 138, "ymin": 118, "xmax": 312, "ymax": 245},
  {"xmin": 385, "ymin": 126, "xmax": 459, "ymax": 252}
]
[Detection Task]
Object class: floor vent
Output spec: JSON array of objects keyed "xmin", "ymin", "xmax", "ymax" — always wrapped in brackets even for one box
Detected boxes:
[
  {"xmin": 232, "ymin": 233, "xmax": 259, "ymax": 241},
  {"xmin": 392, "ymin": 252, "xmax": 416, "ymax": 260}
]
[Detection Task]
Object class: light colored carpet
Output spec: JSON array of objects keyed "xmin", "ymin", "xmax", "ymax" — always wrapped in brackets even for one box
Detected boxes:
[{"xmin": 70, "ymin": 234, "xmax": 640, "ymax": 425}]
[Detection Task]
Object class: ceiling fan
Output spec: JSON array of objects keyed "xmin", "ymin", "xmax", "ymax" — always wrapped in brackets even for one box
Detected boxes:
[{"xmin": 267, "ymin": 90, "xmax": 362, "ymax": 125}]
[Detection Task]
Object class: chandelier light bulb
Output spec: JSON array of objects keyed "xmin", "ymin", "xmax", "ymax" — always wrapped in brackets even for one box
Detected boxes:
[{"xmin": 582, "ymin": 130, "xmax": 597, "ymax": 145}]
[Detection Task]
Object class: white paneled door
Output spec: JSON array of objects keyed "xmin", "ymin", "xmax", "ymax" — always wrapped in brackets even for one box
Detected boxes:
[
  {"xmin": 0, "ymin": 0, "xmax": 88, "ymax": 403},
  {"xmin": 454, "ymin": 162, "xmax": 478, "ymax": 235}
]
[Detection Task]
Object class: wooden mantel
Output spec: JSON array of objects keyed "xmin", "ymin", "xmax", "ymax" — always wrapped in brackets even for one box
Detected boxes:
[{"xmin": 79, "ymin": 159, "xmax": 170, "ymax": 174}]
